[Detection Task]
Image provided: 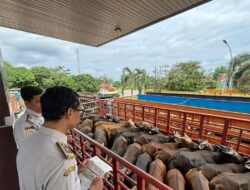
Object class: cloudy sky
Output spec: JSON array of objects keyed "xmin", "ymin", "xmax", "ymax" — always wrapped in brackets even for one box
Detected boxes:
[{"xmin": 0, "ymin": 0, "xmax": 250, "ymax": 80}]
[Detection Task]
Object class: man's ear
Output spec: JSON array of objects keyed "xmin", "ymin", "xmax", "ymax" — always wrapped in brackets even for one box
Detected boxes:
[
  {"xmin": 66, "ymin": 108, "xmax": 74, "ymax": 119},
  {"xmin": 24, "ymin": 100, "xmax": 30, "ymax": 107}
]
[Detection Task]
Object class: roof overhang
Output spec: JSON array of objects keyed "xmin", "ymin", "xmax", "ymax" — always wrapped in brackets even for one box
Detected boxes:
[{"xmin": 0, "ymin": 0, "xmax": 211, "ymax": 47}]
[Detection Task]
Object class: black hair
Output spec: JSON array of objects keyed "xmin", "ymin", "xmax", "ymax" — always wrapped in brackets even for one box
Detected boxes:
[
  {"xmin": 20, "ymin": 86, "xmax": 43, "ymax": 102},
  {"xmin": 41, "ymin": 86, "xmax": 80, "ymax": 121}
]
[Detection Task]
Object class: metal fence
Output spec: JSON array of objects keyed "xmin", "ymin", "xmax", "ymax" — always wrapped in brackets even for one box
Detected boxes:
[
  {"xmin": 111, "ymin": 98, "xmax": 250, "ymax": 156},
  {"xmin": 70, "ymin": 128, "xmax": 172, "ymax": 190}
]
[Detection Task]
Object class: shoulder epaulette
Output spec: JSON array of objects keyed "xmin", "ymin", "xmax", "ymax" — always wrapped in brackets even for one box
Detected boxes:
[
  {"xmin": 57, "ymin": 141, "xmax": 75, "ymax": 159},
  {"xmin": 64, "ymin": 165, "xmax": 75, "ymax": 176}
]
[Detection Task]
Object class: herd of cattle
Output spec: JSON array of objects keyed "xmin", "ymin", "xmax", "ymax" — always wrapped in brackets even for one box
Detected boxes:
[{"xmin": 76, "ymin": 114, "xmax": 250, "ymax": 190}]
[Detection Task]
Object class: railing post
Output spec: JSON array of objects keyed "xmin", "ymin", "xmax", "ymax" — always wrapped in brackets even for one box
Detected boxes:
[
  {"xmin": 118, "ymin": 103, "xmax": 120, "ymax": 118},
  {"xmin": 80, "ymin": 136, "xmax": 87, "ymax": 160},
  {"xmin": 93, "ymin": 145, "xmax": 98, "ymax": 156},
  {"xmin": 182, "ymin": 113, "xmax": 187, "ymax": 135},
  {"xmin": 137, "ymin": 176, "xmax": 145, "ymax": 190},
  {"xmin": 199, "ymin": 115, "xmax": 205, "ymax": 138},
  {"xmin": 166, "ymin": 110, "xmax": 170, "ymax": 134},
  {"xmin": 133, "ymin": 105, "xmax": 135, "ymax": 121},
  {"xmin": 70, "ymin": 130, "xmax": 77, "ymax": 155},
  {"xmin": 112, "ymin": 158, "xmax": 120, "ymax": 190},
  {"xmin": 221, "ymin": 119, "xmax": 230, "ymax": 145},
  {"xmin": 236, "ymin": 129, "xmax": 243, "ymax": 152},
  {"xmin": 142, "ymin": 106, "xmax": 145, "ymax": 121},
  {"xmin": 154, "ymin": 108, "xmax": 157, "ymax": 127},
  {"xmin": 112, "ymin": 102, "xmax": 115, "ymax": 116},
  {"xmin": 125, "ymin": 104, "xmax": 127, "ymax": 120}
]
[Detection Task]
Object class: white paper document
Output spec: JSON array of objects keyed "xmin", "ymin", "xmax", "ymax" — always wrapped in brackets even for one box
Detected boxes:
[{"xmin": 79, "ymin": 156, "xmax": 113, "ymax": 190}]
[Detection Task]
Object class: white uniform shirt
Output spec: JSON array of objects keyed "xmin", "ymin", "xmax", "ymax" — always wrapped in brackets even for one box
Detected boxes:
[
  {"xmin": 13, "ymin": 108, "xmax": 44, "ymax": 149},
  {"xmin": 16, "ymin": 127, "xmax": 81, "ymax": 190}
]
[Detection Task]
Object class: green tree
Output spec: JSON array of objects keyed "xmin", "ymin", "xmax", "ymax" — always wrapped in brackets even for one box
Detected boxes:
[
  {"xmin": 30, "ymin": 66, "xmax": 52, "ymax": 89},
  {"xmin": 113, "ymin": 81, "xmax": 121, "ymax": 89},
  {"xmin": 230, "ymin": 53, "xmax": 250, "ymax": 91},
  {"xmin": 4, "ymin": 62, "xmax": 37, "ymax": 88},
  {"xmin": 144, "ymin": 75, "xmax": 154, "ymax": 91},
  {"xmin": 134, "ymin": 68, "xmax": 147, "ymax": 94},
  {"xmin": 166, "ymin": 61, "xmax": 205, "ymax": 91},
  {"xmin": 45, "ymin": 67, "xmax": 78, "ymax": 91},
  {"xmin": 122, "ymin": 67, "xmax": 137, "ymax": 97},
  {"xmin": 99, "ymin": 75, "xmax": 113, "ymax": 85},
  {"xmin": 205, "ymin": 80, "xmax": 217, "ymax": 89},
  {"xmin": 213, "ymin": 66, "xmax": 228, "ymax": 81},
  {"xmin": 236, "ymin": 70, "xmax": 250, "ymax": 93},
  {"xmin": 74, "ymin": 74, "xmax": 101, "ymax": 92},
  {"xmin": 120, "ymin": 71, "xmax": 130, "ymax": 96}
]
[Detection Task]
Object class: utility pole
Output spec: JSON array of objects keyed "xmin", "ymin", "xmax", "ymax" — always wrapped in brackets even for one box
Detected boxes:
[{"xmin": 76, "ymin": 48, "xmax": 80, "ymax": 75}]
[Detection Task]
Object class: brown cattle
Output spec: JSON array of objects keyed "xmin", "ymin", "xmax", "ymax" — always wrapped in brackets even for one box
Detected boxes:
[
  {"xmin": 110, "ymin": 135, "xmax": 128, "ymax": 157},
  {"xmin": 122, "ymin": 131, "xmax": 145, "ymax": 144},
  {"xmin": 155, "ymin": 147, "xmax": 190, "ymax": 165},
  {"xmin": 123, "ymin": 143, "xmax": 142, "ymax": 164},
  {"xmin": 199, "ymin": 163, "xmax": 247, "ymax": 181},
  {"xmin": 121, "ymin": 143, "xmax": 142, "ymax": 179},
  {"xmin": 170, "ymin": 150, "xmax": 224, "ymax": 174},
  {"xmin": 131, "ymin": 153, "xmax": 152, "ymax": 180},
  {"xmin": 142, "ymin": 142, "xmax": 179, "ymax": 158},
  {"xmin": 95, "ymin": 121, "xmax": 126, "ymax": 133},
  {"xmin": 108, "ymin": 127, "xmax": 142, "ymax": 146},
  {"xmin": 77, "ymin": 118, "xmax": 93, "ymax": 134},
  {"xmin": 134, "ymin": 133, "xmax": 172, "ymax": 146},
  {"xmin": 186, "ymin": 168, "xmax": 209, "ymax": 190},
  {"xmin": 94, "ymin": 128, "xmax": 107, "ymax": 147},
  {"xmin": 146, "ymin": 159, "xmax": 166, "ymax": 190},
  {"xmin": 136, "ymin": 121, "xmax": 159, "ymax": 135},
  {"xmin": 165, "ymin": 169, "xmax": 185, "ymax": 190},
  {"xmin": 210, "ymin": 172, "xmax": 250, "ymax": 190}
]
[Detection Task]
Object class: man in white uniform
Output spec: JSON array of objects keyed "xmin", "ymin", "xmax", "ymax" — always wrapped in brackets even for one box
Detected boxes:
[
  {"xmin": 16, "ymin": 86, "xmax": 103, "ymax": 190},
  {"xmin": 13, "ymin": 86, "xmax": 44, "ymax": 149}
]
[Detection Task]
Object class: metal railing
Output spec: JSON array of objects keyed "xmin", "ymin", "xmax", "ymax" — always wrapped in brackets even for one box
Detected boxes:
[
  {"xmin": 70, "ymin": 128, "xmax": 172, "ymax": 190},
  {"xmin": 110, "ymin": 98, "xmax": 250, "ymax": 156}
]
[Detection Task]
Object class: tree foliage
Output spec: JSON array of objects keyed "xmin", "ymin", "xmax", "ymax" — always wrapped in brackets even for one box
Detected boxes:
[
  {"xmin": 120, "ymin": 67, "xmax": 150, "ymax": 96},
  {"xmin": 166, "ymin": 61, "xmax": 205, "ymax": 91},
  {"xmin": 4, "ymin": 61, "xmax": 37, "ymax": 88},
  {"xmin": 236, "ymin": 70, "xmax": 250, "ymax": 93},
  {"xmin": 230, "ymin": 53, "xmax": 250, "ymax": 92},
  {"xmin": 213, "ymin": 65, "xmax": 228, "ymax": 81},
  {"xmin": 74, "ymin": 74, "xmax": 101, "ymax": 92},
  {"xmin": 4, "ymin": 62, "xmax": 101, "ymax": 92}
]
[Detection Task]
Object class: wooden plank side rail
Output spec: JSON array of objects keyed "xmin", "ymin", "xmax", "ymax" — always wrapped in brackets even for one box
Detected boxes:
[
  {"xmin": 108, "ymin": 98, "xmax": 250, "ymax": 156},
  {"xmin": 70, "ymin": 129, "xmax": 173, "ymax": 190}
]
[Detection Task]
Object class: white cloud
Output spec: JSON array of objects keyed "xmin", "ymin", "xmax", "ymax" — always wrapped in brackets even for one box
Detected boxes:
[{"xmin": 0, "ymin": 0, "xmax": 250, "ymax": 80}]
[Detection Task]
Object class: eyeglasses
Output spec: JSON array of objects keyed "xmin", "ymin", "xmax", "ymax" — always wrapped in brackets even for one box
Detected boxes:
[
  {"xmin": 74, "ymin": 107, "xmax": 84, "ymax": 116},
  {"xmin": 74, "ymin": 107, "xmax": 84, "ymax": 112}
]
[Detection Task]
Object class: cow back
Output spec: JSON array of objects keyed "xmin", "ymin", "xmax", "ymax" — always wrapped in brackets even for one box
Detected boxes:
[{"xmin": 166, "ymin": 169, "xmax": 185, "ymax": 190}]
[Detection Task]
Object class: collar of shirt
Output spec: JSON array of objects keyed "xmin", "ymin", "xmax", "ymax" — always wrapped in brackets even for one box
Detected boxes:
[
  {"xmin": 39, "ymin": 126, "xmax": 68, "ymax": 144},
  {"xmin": 26, "ymin": 108, "xmax": 43, "ymax": 117}
]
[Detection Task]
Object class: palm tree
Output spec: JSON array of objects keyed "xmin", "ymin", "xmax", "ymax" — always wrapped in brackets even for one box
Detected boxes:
[
  {"xmin": 120, "ymin": 71, "xmax": 129, "ymax": 97},
  {"xmin": 230, "ymin": 53, "xmax": 250, "ymax": 89},
  {"xmin": 122, "ymin": 67, "xmax": 137, "ymax": 97},
  {"xmin": 134, "ymin": 68, "xmax": 147, "ymax": 94}
]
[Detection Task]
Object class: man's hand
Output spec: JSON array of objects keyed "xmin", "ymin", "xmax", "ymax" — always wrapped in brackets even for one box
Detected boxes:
[
  {"xmin": 88, "ymin": 177, "xmax": 103, "ymax": 190},
  {"xmin": 78, "ymin": 159, "xmax": 91, "ymax": 173}
]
